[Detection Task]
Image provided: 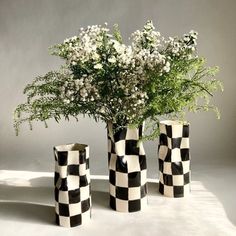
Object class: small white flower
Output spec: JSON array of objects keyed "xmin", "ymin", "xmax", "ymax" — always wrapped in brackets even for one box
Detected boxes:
[
  {"xmin": 108, "ymin": 56, "xmax": 116, "ymax": 63},
  {"xmin": 94, "ymin": 63, "xmax": 103, "ymax": 69}
]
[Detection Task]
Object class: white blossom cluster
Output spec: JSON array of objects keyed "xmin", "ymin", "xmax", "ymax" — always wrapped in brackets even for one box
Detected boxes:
[{"xmin": 52, "ymin": 21, "xmax": 199, "ymax": 124}]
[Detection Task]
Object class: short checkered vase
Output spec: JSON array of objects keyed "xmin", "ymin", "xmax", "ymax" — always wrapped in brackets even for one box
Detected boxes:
[
  {"xmin": 107, "ymin": 122, "xmax": 148, "ymax": 212},
  {"xmin": 54, "ymin": 143, "xmax": 91, "ymax": 227},
  {"xmin": 158, "ymin": 120, "xmax": 191, "ymax": 197}
]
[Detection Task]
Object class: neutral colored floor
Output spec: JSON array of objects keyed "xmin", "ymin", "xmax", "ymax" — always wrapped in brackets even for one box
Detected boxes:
[{"xmin": 0, "ymin": 161, "xmax": 236, "ymax": 236}]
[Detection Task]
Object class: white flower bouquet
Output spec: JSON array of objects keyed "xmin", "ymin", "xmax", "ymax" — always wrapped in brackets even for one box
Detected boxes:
[{"xmin": 14, "ymin": 21, "xmax": 222, "ymax": 138}]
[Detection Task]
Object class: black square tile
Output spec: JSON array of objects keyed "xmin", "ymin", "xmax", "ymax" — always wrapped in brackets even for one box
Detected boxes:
[
  {"xmin": 86, "ymin": 159, "xmax": 89, "ymax": 169},
  {"xmin": 174, "ymin": 186, "xmax": 184, "ymax": 197},
  {"xmin": 54, "ymin": 172, "xmax": 60, "ymax": 186},
  {"xmin": 69, "ymin": 188, "xmax": 80, "ymax": 204},
  {"xmin": 171, "ymin": 162, "xmax": 183, "ymax": 175},
  {"xmin": 184, "ymin": 172, "xmax": 190, "ymax": 184},
  {"xmin": 68, "ymin": 165, "xmax": 79, "ymax": 175},
  {"xmin": 172, "ymin": 137, "xmax": 182, "ymax": 149},
  {"xmin": 125, "ymin": 140, "xmax": 139, "ymax": 155},
  {"xmin": 166, "ymin": 125, "xmax": 172, "ymax": 138},
  {"xmin": 110, "ymin": 195, "xmax": 116, "ymax": 210},
  {"xmin": 164, "ymin": 148, "xmax": 172, "ymax": 162},
  {"xmin": 159, "ymin": 182, "xmax": 164, "ymax": 194},
  {"xmin": 128, "ymin": 172, "xmax": 141, "ymax": 187},
  {"xmin": 163, "ymin": 174, "xmax": 173, "ymax": 186},
  {"xmin": 111, "ymin": 141, "xmax": 116, "ymax": 154},
  {"xmin": 59, "ymin": 203, "xmax": 69, "ymax": 216},
  {"xmin": 128, "ymin": 200, "xmax": 141, "ymax": 212},
  {"xmin": 114, "ymin": 128, "xmax": 127, "ymax": 142},
  {"xmin": 159, "ymin": 134, "xmax": 167, "ymax": 146},
  {"xmin": 55, "ymin": 213, "xmax": 59, "ymax": 225},
  {"xmin": 139, "ymin": 155, "xmax": 147, "ymax": 170},
  {"xmin": 180, "ymin": 149, "xmax": 190, "ymax": 161},
  {"xmin": 80, "ymin": 175, "xmax": 88, "ymax": 187},
  {"xmin": 116, "ymin": 186, "xmax": 128, "ymax": 200},
  {"xmin": 116, "ymin": 157, "xmax": 128, "ymax": 173},
  {"xmin": 79, "ymin": 150, "xmax": 86, "ymax": 164},
  {"xmin": 81, "ymin": 199, "xmax": 90, "ymax": 213},
  {"xmin": 182, "ymin": 125, "xmax": 189, "ymax": 137},
  {"xmin": 59, "ymin": 178, "xmax": 68, "ymax": 191},
  {"xmin": 57, "ymin": 152, "xmax": 68, "ymax": 166},
  {"xmin": 158, "ymin": 159, "xmax": 164, "ymax": 172},
  {"xmin": 54, "ymin": 188, "xmax": 59, "ymax": 202},
  {"xmin": 109, "ymin": 170, "xmax": 116, "ymax": 185},
  {"xmin": 70, "ymin": 214, "xmax": 82, "ymax": 227}
]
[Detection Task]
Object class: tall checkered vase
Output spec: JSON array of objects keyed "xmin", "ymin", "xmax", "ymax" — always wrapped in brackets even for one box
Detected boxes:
[
  {"xmin": 54, "ymin": 143, "xmax": 91, "ymax": 227},
  {"xmin": 107, "ymin": 122, "xmax": 147, "ymax": 212},
  {"xmin": 158, "ymin": 120, "xmax": 191, "ymax": 197}
]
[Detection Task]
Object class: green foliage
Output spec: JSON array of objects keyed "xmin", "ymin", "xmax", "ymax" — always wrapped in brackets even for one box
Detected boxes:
[{"xmin": 14, "ymin": 21, "xmax": 223, "ymax": 138}]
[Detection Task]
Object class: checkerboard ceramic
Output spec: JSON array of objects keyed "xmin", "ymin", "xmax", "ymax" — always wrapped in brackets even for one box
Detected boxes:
[
  {"xmin": 158, "ymin": 120, "xmax": 191, "ymax": 197},
  {"xmin": 107, "ymin": 122, "xmax": 147, "ymax": 212},
  {"xmin": 54, "ymin": 143, "xmax": 91, "ymax": 227}
]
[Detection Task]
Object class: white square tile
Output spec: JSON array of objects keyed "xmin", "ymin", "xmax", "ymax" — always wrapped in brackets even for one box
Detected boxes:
[
  {"xmin": 59, "ymin": 216, "xmax": 71, "ymax": 227},
  {"xmin": 109, "ymin": 184, "xmax": 116, "ymax": 197},
  {"xmin": 108, "ymin": 139, "xmax": 111, "ymax": 152},
  {"xmin": 81, "ymin": 210, "xmax": 91, "ymax": 224},
  {"xmin": 69, "ymin": 202, "xmax": 81, "ymax": 216},
  {"xmin": 159, "ymin": 124, "xmax": 166, "ymax": 135},
  {"xmin": 80, "ymin": 185, "xmax": 90, "ymax": 201},
  {"xmin": 139, "ymin": 143, "xmax": 145, "ymax": 155},
  {"xmin": 163, "ymin": 162, "xmax": 172, "ymax": 175},
  {"xmin": 116, "ymin": 172, "xmax": 128, "ymax": 187},
  {"xmin": 181, "ymin": 138, "xmax": 189, "ymax": 149},
  {"xmin": 128, "ymin": 187, "xmax": 141, "ymax": 200},
  {"xmin": 59, "ymin": 191, "xmax": 69, "ymax": 204},
  {"xmin": 171, "ymin": 149, "xmax": 181, "ymax": 162},
  {"xmin": 115, "ymin": 140, "xmax": 126, "ymax": 156},
  {"xmin": 126, "ymin": 155, "xmax": 140, "ymax": 172},
  {"xmin": 58, "ymin": 166, "xmax": 67, "ymax": 179},
  {"xmin": 159, "ymin": 146, "xmax": 168, "ymax": 160},
  {"xmin": 67, "ymin": 176, "xmax": 80, "ymax": 190},
  {"xmin": 173, "ymin": 175, "xmax": 184, "ymax": 186},
  {"xmin": 126, "ymin": 128, "xmax": 138, "ymax": 140},
  {"xmin": 55, "ymin": 202, "xmax": 59, "ymax": 214},
  {"xmin": 159, "ymin": 172, "xmax": 164, "ymax": 184},
  {"xmin": 141, "ymin": 170, "xmax": 147, "ymax": 185},
  {"xmin": 164, "ymin": 185, "xmax": 174, "ymax": 197},
  {"xmin": 182, "ymin": 161, "xmax": 190, "ymax": 174},
  {"xmin": 172, "ymin": 125, "xmax": 183, "ymax": 138},
  {"xmin": 167, "ymin": 137, "xmax": 172, "ymax": 149},
  {"xmin": 79, "ymin": 163, "xmax": 86, "ymax": 175},
  {"xmin": 184, "ymin": 184, "xmax": 190, "ymax": 195},
  {"xmin": 116, "ymin": 199, "xmax": 128, "ymax": 212},
  {"xmin": 67, "ymin": 151, "xmax": 79, "ymax": 165},
  {"xmin": 109, "ymin": 154, "xmax": 117, "ymax": 171}
]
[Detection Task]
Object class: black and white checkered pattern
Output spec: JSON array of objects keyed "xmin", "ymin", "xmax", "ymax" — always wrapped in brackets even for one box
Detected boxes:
[
  {"xmin": 107, "ymin": 122, "xmax": 147, "ymax": 212},
  {"xmin": 158, "ymin": 121, "xmax": 191, "ymax": 198},
  {"xmin": 54, "ymin": 143, "xmax": 91, "ymax": 227}
]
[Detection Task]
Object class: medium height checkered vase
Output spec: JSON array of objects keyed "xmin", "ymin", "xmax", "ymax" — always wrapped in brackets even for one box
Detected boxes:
[
  {"xmin": 54, "ymin": 143, "xmax": 91, "ymax": 227},
  {"xmin": 107, "ymin": 122, "xmax": 147, "ymax": 212},
  {"xmin": 158, "ymin": 120, "xmax": 191, "ymax": 197}
]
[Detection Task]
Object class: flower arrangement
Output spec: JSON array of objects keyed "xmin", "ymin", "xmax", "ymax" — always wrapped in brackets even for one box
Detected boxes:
[{"xmin": 14, "ymin": 21, "xmax": 223, "ymax": 138}]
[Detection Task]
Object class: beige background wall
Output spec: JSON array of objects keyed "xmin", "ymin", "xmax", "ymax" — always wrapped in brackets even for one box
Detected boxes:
[{"xmin": 0, "ymin": 0, "xmax": 235, "ymax": 175}]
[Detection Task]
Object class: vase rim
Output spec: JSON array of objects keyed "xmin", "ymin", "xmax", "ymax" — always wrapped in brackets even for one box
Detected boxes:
[
  {"xmin": 54, "ymin": 143, "xmax": 88, "ymax": 152},
  {"xmin": 160, "ymin": 120, "xmax": 189, "ymax": 126}
]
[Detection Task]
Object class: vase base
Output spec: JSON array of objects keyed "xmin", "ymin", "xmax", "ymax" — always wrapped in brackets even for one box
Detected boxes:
[
  {"xmin": 159, "ymin": 182, "xmax": 190, "ymax": 198},
  {"xmin": 109, "ymin": 196, "xmax": 147, "ymax": 212}
]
